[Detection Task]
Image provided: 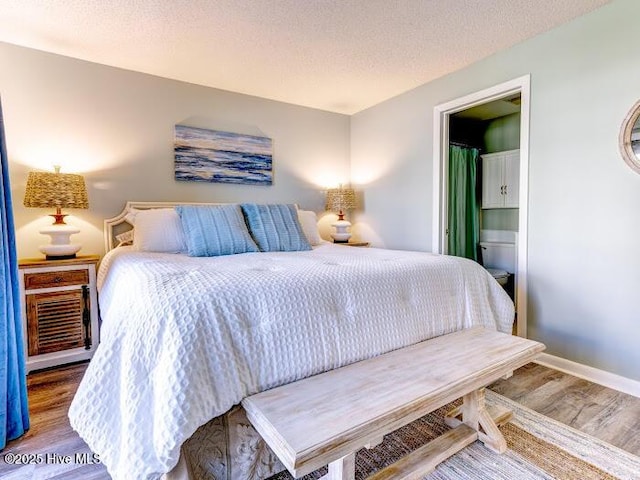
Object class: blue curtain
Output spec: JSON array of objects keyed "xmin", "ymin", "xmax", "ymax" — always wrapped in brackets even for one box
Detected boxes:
[
  {"xmin": 0, "ymin": 97, "xmax": 29, "ymax": 448},
  {"xmin": 448, "ymin": 145, "xmax": 480, "ymax": 261}
]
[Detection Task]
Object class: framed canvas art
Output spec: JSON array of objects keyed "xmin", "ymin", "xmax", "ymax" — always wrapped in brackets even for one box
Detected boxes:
[{"xmin": 175, "ymin": 125, "xmax": 273, "ymax": 185}]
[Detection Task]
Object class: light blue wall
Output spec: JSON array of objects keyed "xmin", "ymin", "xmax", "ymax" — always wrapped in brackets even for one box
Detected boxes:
[
  {"xmin": 351, "ymin": 0, "xmax": 640, "ymax": 381},
  {"xmin": 482, "ymin": 112, "xmax": 521, "ymax": 231},
  {"xmin": 482, "ymin": 209, "xmax": 518, "ymax": 231},
  {"xmin": 0, "ymin": 42, "xmax": 350, "ymax": 257},
  {"xmin": 483, "ymin": 113, "xmax": 520, "ymax": 153}
]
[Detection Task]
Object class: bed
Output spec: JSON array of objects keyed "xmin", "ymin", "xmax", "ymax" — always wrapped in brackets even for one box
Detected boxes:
[{"xmin": 68, "ymin": 202, "xmax": 515, "ymax": 480}]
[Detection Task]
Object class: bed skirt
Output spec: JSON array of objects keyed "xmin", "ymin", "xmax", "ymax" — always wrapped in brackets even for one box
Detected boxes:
[{"xmin": 164, "ymin": 405, "xmax": 285, "ymax": 480}]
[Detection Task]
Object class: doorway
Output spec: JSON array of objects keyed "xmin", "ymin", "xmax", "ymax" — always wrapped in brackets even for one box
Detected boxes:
[{"xmin": 432, "ymin": 75, "xmax": 530, "ymax": 338}]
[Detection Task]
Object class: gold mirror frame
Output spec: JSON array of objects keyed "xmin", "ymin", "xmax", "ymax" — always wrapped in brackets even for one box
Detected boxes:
[{"xmin": 619, "ymin": 99, "xmax": 640, "ymax": 174}]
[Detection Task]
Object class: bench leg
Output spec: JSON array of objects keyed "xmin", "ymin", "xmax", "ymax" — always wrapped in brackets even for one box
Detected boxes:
[
  {"xmin": 461, "ymin": 390, "xmax": 480, "ymax": 430},
  {"xmin": 321, "ymin": 452, "xmax": 355, "ymax": 480},
  {"xmin": 444, "ymin": 388, "xmax": 509, "ymax": 454},
  {"xmin": 478, "ymin": 406, "xmax": 507, "ymax": 453}
]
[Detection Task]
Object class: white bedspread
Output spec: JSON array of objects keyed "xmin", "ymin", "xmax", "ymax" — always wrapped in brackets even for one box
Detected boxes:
[{"xmin": 69, "ymin": 244, "xmax": 514, "ymax": 479}]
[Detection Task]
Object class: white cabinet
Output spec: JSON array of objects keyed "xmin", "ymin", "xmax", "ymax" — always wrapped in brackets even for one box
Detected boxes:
[{"xmin": 481, "ymin": 149, "xmax": 520, "ymax": 209}]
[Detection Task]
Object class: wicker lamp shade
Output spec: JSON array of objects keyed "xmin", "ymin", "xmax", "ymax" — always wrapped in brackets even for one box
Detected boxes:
[
  {"xmin": 23, "ymin": 167, "xmax": 89, "ymax": 259},
  {"xmin": 325, "ymin": 187, "xmax": 356, "ymax": 215},
  {"xmin": 325, "ymin": 186, "xmax": 357, "ymax": 243},
  {"xmin": 24, "ymin": 171, "xmax": 89, "ymax": 210}
]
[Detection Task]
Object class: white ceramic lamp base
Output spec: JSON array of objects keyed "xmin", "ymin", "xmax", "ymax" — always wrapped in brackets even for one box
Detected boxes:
[
  {"xmin": 331, "ymin": 219, "xmax": 352, "ymax": 243},
  {"xmin": 39, "ymin": 224, "xmax": 82, "ymax": 259}
]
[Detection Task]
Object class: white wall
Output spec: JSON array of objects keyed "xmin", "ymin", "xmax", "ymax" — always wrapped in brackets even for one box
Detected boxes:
[
  {"xmin": 351, "ymin": 0, "xmax": 640, "ymax": 381},
  {"xmin": 0, "ymin": 42, "xmax": 350, "ymax": 258}
]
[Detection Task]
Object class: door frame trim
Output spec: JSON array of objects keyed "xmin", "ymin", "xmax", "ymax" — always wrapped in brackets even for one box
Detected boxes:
[{"xmin": 432, "ymin": 75, "xmax": 530, "ymax": 338}]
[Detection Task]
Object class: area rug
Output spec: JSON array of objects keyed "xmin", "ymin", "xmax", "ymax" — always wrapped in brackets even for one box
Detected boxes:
[{"xmin": 267, "ymin": 390, "xmax": 640, "ymax": 480}]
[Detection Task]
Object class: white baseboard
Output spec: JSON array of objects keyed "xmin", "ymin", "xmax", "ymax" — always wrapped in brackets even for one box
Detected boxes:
[{"xmin": 535, "ymin": 353, "xmax": 640, "ymax": 398}]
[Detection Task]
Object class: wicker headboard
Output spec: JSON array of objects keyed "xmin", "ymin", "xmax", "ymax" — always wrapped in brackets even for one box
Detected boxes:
[{"xmin": 103, "ymin": 201, "xmax": 225, "ymax": 252}]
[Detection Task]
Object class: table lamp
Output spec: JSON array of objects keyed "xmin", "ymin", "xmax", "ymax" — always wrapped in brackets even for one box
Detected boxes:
[
  {"xmin": 23, "ymin": 166, "xmax": 89, "ymax": 259},
  {"xmin": 325, "ymin": 185, "xmax": 356, "ymax": 243}
]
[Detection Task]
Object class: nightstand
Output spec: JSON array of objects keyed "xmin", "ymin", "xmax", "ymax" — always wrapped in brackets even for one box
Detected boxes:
[
  {"xmin": 18, "ymin": 255, "xmax": 100, "ymax": 373},
  {"xmin": 334, "ymin": 241, "xmax": 370, "ymax": 247}
]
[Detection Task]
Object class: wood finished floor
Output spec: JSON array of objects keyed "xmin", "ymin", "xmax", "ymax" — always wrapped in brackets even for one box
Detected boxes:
[
  {"xmin": 490, "ymin": 362, "xmax": 640, "ymax": 456},
  {"xmin": 1, "ymin": 363, "xmax": 109, "ymax": 479},
  {"xmin": 2, "ymin": 361, "xmax": 639, "ymax": 479}
]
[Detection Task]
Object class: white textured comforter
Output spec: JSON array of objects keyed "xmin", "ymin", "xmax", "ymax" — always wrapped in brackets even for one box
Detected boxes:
[{"xmin": 69, "ymin": 244, "xmax": 514, "ymax": 479}]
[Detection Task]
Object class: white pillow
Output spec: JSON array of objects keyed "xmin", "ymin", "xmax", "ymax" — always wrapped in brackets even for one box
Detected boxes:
[
  {"xmin": 124, "ymin": 207, "xmax": 141, "ymax": 226},
  {"xmin": 132, "ymin": 208, "xmax": 187, "ymax": 253},
  {"xmin": 297, "ymin": 210, "xmax": 322, "ymax": 246}
]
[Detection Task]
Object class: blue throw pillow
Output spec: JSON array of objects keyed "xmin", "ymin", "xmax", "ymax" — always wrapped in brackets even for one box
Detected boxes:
[
  {"xmin": 241, "ymin": 204, "xmax": 312, "ymax": 252},
  {"xmin": 176, "ymin": 204, "xmax": 258, "ymax": 257}
]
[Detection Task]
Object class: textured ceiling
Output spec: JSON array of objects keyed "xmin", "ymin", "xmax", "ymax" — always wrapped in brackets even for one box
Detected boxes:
[{"xmin": 0, "ymin": 0, "xmax": 609, "ymax": 114}]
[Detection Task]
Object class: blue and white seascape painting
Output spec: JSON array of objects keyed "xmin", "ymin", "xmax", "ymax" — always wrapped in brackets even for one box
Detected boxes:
[{"xmin": 175, "ymin": 125, "xmax": 273, "ymax": 185}]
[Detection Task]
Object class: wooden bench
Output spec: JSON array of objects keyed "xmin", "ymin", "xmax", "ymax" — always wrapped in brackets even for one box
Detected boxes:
[{"xmin": 242, "ymin": 327, "xmax": 545, "ymax": 480}]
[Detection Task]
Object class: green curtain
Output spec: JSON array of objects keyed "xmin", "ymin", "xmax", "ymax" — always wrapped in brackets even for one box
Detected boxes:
[{"xmin": 447, "ymin": 145, "xmax": 480, "ymax": 261}]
